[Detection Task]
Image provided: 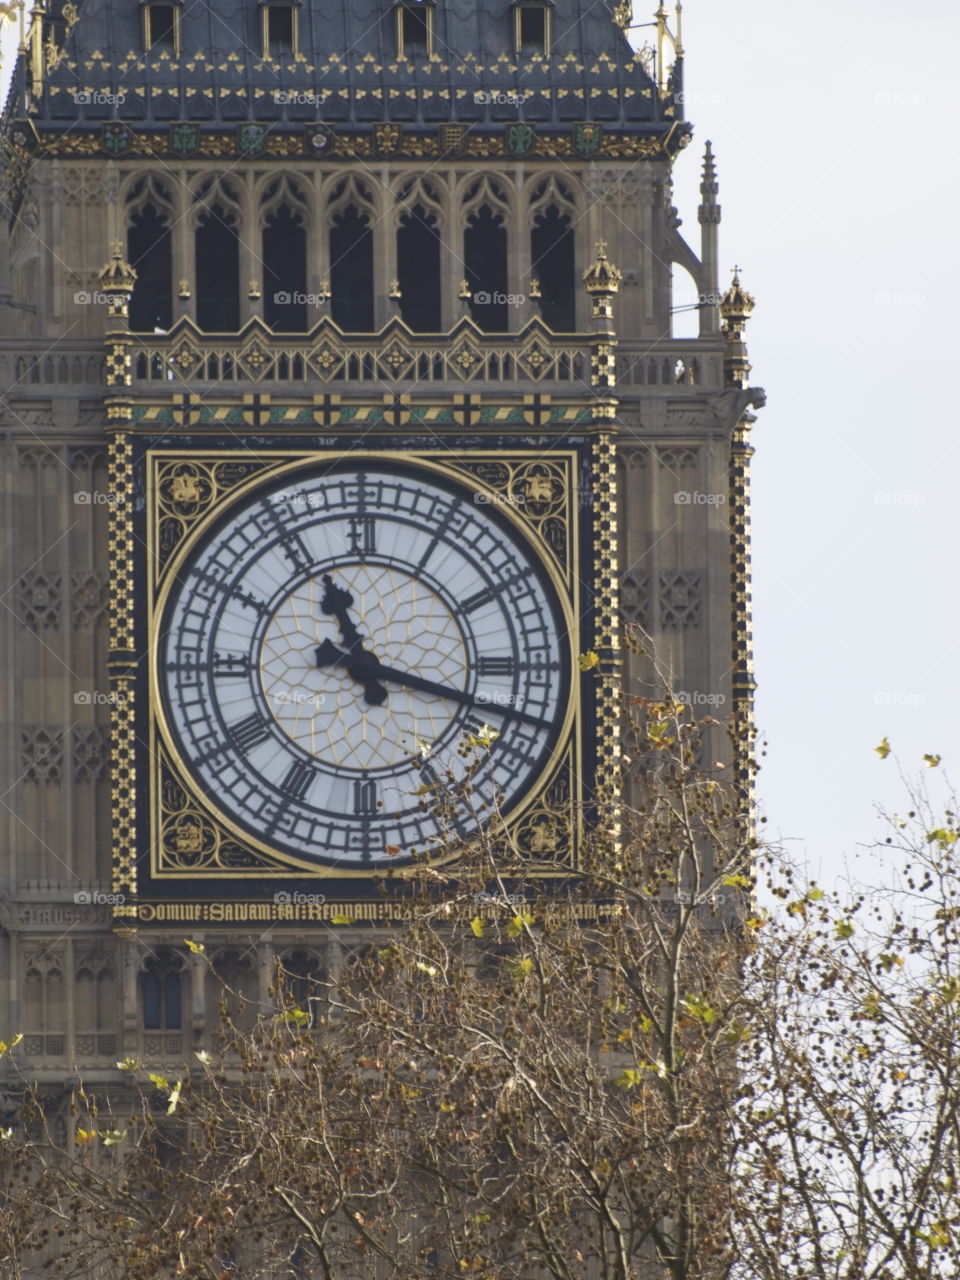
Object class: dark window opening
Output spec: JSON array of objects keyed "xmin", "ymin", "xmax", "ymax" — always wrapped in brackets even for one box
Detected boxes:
[
  {"xmin": 399, "ymin": 4, "xmax": 429, "ymax": 54},
  {"xmin": 282, "ymin": 950, "xmax": 323, "ymax": 1027},
  {"xmin": 146, "ymin": 5, "xmax": 176, "ymax": 50},
  {"xmin": 266, "ymin": 6, "xmax": 294, "ymax": 56},
  {"xmin": 397, "ymin": 206, "xmax": 441, "ymax": 332},
  {"xmin": 128, "ymin": 203, "xmax": 172, "ymax": 331},
  {"xmin": 263, "ymin": 205, "xmax": 307, "ymax": 332},
  {"xmin": 465, "ymin": 205, "xmax": 508, "ymax": 333},
  {"xmin": 519, "ymin": 7, "xmax": 547, "ymax": 52},
  {"xmin": 330, "ymin": 204, "xmax": 374, "ymax": 332},
  {"xmin": 531, "ymin": 205, "xmax": 575, "ymax": 331},
  {"xmin": 196, "ymin": 204, "xmax": 240, "ymax": 332},
  {"xmin": 142, "ymin": 963, "xmax": 182, "ymax": 1031}
]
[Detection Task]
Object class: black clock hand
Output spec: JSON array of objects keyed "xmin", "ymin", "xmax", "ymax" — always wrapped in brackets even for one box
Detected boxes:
[
  {"xmin": 316, "ymin": 641, "xmax": 546, "ymax": 730},
  {"xmin": 318, "ymin": 574, "xmax": 387, "ymax": 706}
]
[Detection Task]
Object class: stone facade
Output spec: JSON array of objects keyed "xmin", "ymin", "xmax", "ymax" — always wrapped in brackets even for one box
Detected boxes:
[{"xmin": 0, "ymin": 0, "xmax": 763, "ymax": 1147}]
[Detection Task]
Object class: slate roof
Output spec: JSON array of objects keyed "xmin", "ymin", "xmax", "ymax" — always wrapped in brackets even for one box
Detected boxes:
[{"xmin": 6, "ymin": 0, "xmax": 681, "ymax": 130}]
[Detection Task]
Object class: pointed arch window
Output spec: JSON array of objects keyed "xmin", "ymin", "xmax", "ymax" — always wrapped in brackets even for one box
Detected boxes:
[
  {"xmin": 194, "ymin": 182, "xmax": 241, "ymax": 332},
  {"xmin": 262, "ymin": 178, "xmax": 309, "ymax": 332},
  {"xmin": 513, "ymin": 1, "xmax": 552, "ymax": 55},
  {"xmin": 141, "ymin": 951, "xmax": 183, "ymax": 1031},
  {"xmin": 464, "ymin": 198, "xmax": 509, "ymax": 333},
  {"xmin": 329, "ymin": 183, "xmax": 375, "ymax": 332},
  {"xmin": 141, "ymin": 0, "xmax": 181, "ymax": 54},
  {"xmin": 395, "ymin": 0, "xmax": 434, "ymax": 58},
  {"xmin": 260, "ymin": 0, "xmax": 299, "ymax": 58},
  {"xmin": 397, "ymin": 184, "xmax": 442, "ymax": 332},
  {"xmin": 531, "ymin": 204, "xmax": 575, "ymax": 331},
  {"xmin": 128, "ymin": 200, "xmax": 172, "ymax": 331}
]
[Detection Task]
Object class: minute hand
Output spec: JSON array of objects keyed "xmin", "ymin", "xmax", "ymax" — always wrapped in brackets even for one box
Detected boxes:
[{"xmin": 367, "ymin": 660, "xmax": 546, "ymax": 731}]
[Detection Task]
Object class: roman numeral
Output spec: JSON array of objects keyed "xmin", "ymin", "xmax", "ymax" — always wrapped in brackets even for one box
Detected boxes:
[
  {"xmin": 212, "ymin": 652, "xmax": 250, "ymax": 678},
  {"xmin": 354, "ymin": 778, "xmax": 379, "ymax": 815},
  {"xmin": 348, "ymin": 516, "xmax": 377, "ymax": 556},
  {"xmin": 280, "ymin": 758, "xmax": 314, "ymax": 802},
  {"xmin": 478, "ymin": 656, "xmax": 515, "ymax": 677},
  {"xmin": 230, "ymin": 712, "xmax": 271, "ymax": 754},
  {"xmin": 233, "ymin": 587, "xmax": 267, "ymax": 616},
  {"xmin": 280, "ymin": 533, "xmax": 310, "ymax": 570},
  {"xmin": 462, "ymin": 586, "xmax": 497, "ymax": 614}
]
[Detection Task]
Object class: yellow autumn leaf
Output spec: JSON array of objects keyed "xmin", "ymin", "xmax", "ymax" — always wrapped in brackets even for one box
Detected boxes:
[
  {"xmin": 0, "ymin": 1034, "xmax": 23, "ymax": 1057},
  {"xmin": 577, "ymin": 651, "xmax": 599, "ymax": 671},
  {"xmin": 75, "ymin": 1129, "xmax": 96, "ymax": 1145},
  {"xmin": 875, "ymin": 737, "xmax": 891, "ymax": 759},
  {"xmin": 469, "ymin": 917, "xmax": 485, "ymax": 938},
  {"xmin": 183, "ymin": 938, "xmax": 205, "ymax": 954},
  {"xmin": 330, "ymin": 914, "xmax": 354, "ymax": 925}
]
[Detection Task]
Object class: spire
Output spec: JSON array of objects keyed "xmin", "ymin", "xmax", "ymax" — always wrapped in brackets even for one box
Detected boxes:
[
  {"xmin": 720, "ymin": 267, "xmax": 756, "ymax": 388},
  {"xmin": 697, "ymin": 141, "xmax": 720, "ymax": 338},
  {"xmin": 698, "ymin": 140, "xmax": 720, "ymax": 224}
]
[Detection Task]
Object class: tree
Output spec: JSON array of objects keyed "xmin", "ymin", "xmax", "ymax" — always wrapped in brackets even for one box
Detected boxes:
[{"xmin": 2, "ymin": 678, "xmax": 959, "ymax": 1279}]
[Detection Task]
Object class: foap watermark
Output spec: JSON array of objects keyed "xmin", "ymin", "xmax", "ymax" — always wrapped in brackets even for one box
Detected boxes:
[
  {"xmin": 275, "ymin": 490, "xmax": 326, "ymax": 508},
  {"xmin": 74, "ymin": 490, "xmax": 123, "ymax": 505},
  {"xmin": 874, "ymin": 490, "xmax": 926, "ymax": 507},
  {"xmin": 273, "ymin": 89, "xmax": 326, "ymax": 105},
  {"xmin": 74, "ymin": 690, "xmax": 126, "ymax": 706},
  {"xmin": 270, "ymin": 690, "xmax": 327, "ymax": 710},
  {"xmin": 73, "ymin": 91, "xmax": 126, "ymax": 105},
  {"xmin": 474, "ymin": 690, "xmax": 526, "ymax": 708},
  {"xmin": 874, "ymin": 691, "xmax": 926, "ymax": 708},
  {"xmin": 675, "ymin": 891, "xmax": 726, "ymax": 907},
  {"xmin": 474, "ymin": 491, "xmax": 525, "ymax": 507},
  {"xmin": 874, "ymin": 290, "xmax": 926, "ymax": 307},
  {"xmin": 274, "ymin": 891, "xmax": 326, "ymax": 905},
  {"xmin": 473, "ymin": 291, "xmax": 526, "ymax": 308},
  {"xmin": 473, "ymin": 891, "xmax": 526, "ymax": 907},
  {"xmin": 675, "ymin": 91, "xmax": 726, "ymax": 108},
  {"xmin": 74, "ymin": 291, "xmax": 126, "ymax": 307},
  {"xmin": 676, "ymin": 691, "xmax": 726, "ymax": 708},
  {"xmin": 74, "ymin": 890, "xmax": 126, "ymax": 905},
  {"xmin": 674, "ymin": 491, "xmax": 726, "ymax": 506},
  {"xmin": 473, "ymin": 90, "xmax": 526, "ymax": 107},
  {"xmin": 873, "ymin": 90, "xmax": 925, "ymax": 107},
  {"xmin": 273, "ymin": 291, "xmax": 328, "ymax": 308}
]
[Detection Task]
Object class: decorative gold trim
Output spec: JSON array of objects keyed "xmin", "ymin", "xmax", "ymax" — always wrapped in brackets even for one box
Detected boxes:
[
  {"xmin": 143, "ymin": 449, "xmax": 586, "ymax": 885},
  {"xmin": 108, "ymin": 433, "xmax": 138, "ymax": 906}
]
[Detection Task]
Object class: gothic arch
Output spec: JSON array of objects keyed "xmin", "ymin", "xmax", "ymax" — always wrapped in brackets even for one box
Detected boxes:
[
  {"xmin": 327, "ymin": 176, "xmax": 376, "ymax": 333},
  {"xmin": 395, "ymin": 176, "xmax": 446, "ymax": 333},
  {"xmin": 192, "ymin": 177, "xmax": 242, "ymax": 332},
  {"xmin": 125, "ymin": 175, "xmax": 174, "ymax": 331},
  {"xmin": 260, "ymin": 175, "xmax": 310, "ymax": 332},
  {"xmin": 460, "ymin": 176, "xmax": 512, "ymax": 333},
  {"xmin": 528, "ymin": 175, "xmax": 578, "ymax": 332}
]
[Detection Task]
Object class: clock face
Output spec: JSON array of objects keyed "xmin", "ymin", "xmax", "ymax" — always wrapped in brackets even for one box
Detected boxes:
[{"xmin": 154, "ymin": 460, "xmax": 573, "ymax": 868}]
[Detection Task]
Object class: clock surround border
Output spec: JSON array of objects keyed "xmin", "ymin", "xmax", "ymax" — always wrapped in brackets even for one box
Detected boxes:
[{"xmin": 109, "ymin": 429, "xmax": 618, "ymax": 923}]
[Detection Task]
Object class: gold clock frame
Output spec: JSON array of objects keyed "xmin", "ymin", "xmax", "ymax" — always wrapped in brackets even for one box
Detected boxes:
[{"xmin": 109, "ymin": 433, "xmax": 620, "ymax": 924}]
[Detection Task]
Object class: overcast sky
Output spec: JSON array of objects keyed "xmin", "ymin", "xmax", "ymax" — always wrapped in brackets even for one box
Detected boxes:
[
  {"xmin": 667, "ymin": 0, "xmax": 960, "ymax": 886},
  {"xmin": 2, "ymin": 2, "xmax": 956, "ymax": 888}
]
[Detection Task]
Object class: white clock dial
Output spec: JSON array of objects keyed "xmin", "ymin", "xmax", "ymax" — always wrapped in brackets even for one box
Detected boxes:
[{"xmin": 155, "ymin": 461, "xmax": 572, "ymax": 867}]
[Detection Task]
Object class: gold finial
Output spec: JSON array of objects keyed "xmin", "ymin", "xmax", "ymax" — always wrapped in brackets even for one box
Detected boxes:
[
  {"xmin": 177, "ymin": 278, "xmax": 191, "ymax": 300},
  {"xmin": 388, "ymin": 279, "xmax": 402, "ymax": 300},
  {"xmin": 458, "ymin": 279, "xmax": 472, "ymax": 300},
  {"xmin": 529, "ymin": 278, "xmax": 541, "ymax": 299},
  {"xmin": 583, "ymin": 240, "xmax": 622, "ymax": 295},
  {"xmin": 248, "ymin": 279, "xmax": 261, "ymax": 301}
]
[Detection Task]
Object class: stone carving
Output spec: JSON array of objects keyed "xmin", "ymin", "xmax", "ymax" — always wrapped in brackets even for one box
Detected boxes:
[
  {"xmin": 72, "ymin": 725, "xmax": 110, "ymax": 782},
  {"xmin": 659, "ymin": 571, "xmax": 703, "ymax": 630},
  {"xmin": 70, "ymin": 570, "xmax": 110, "ymax": 627},
  {"xmin": 620, "ymin": 571, "xmax": 650, "ymax": 627},
  {"xmin": 20, "ymin": 727, "xmax": 64, "ymax": 784},
  {"xmin": 17, "ymin": 571, "xmax": 62, "ymax": 630},
  {"xmin": 657, "ymin": 447, "xmax": 698, "ymax": 472}
]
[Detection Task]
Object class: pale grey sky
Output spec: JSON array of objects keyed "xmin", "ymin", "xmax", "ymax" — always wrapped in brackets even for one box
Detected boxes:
[
  {"xmin": 668, "ymin": 0, "xmax": 960, "ymax": 883},
  {"xmin": 2, "ymin": 2, "xmax": 955, "ymax": 885}
]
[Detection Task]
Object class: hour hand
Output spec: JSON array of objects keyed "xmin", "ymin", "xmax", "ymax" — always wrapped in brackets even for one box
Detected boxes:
[{"xmin": 315, "ymin": 638, "xmax": 388, "ymax": 707}]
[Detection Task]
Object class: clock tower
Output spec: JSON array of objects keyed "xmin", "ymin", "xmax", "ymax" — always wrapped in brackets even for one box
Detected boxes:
[{"xmin": 0, "ymin": 0, "xmax": 762, "ymax": 1088}]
